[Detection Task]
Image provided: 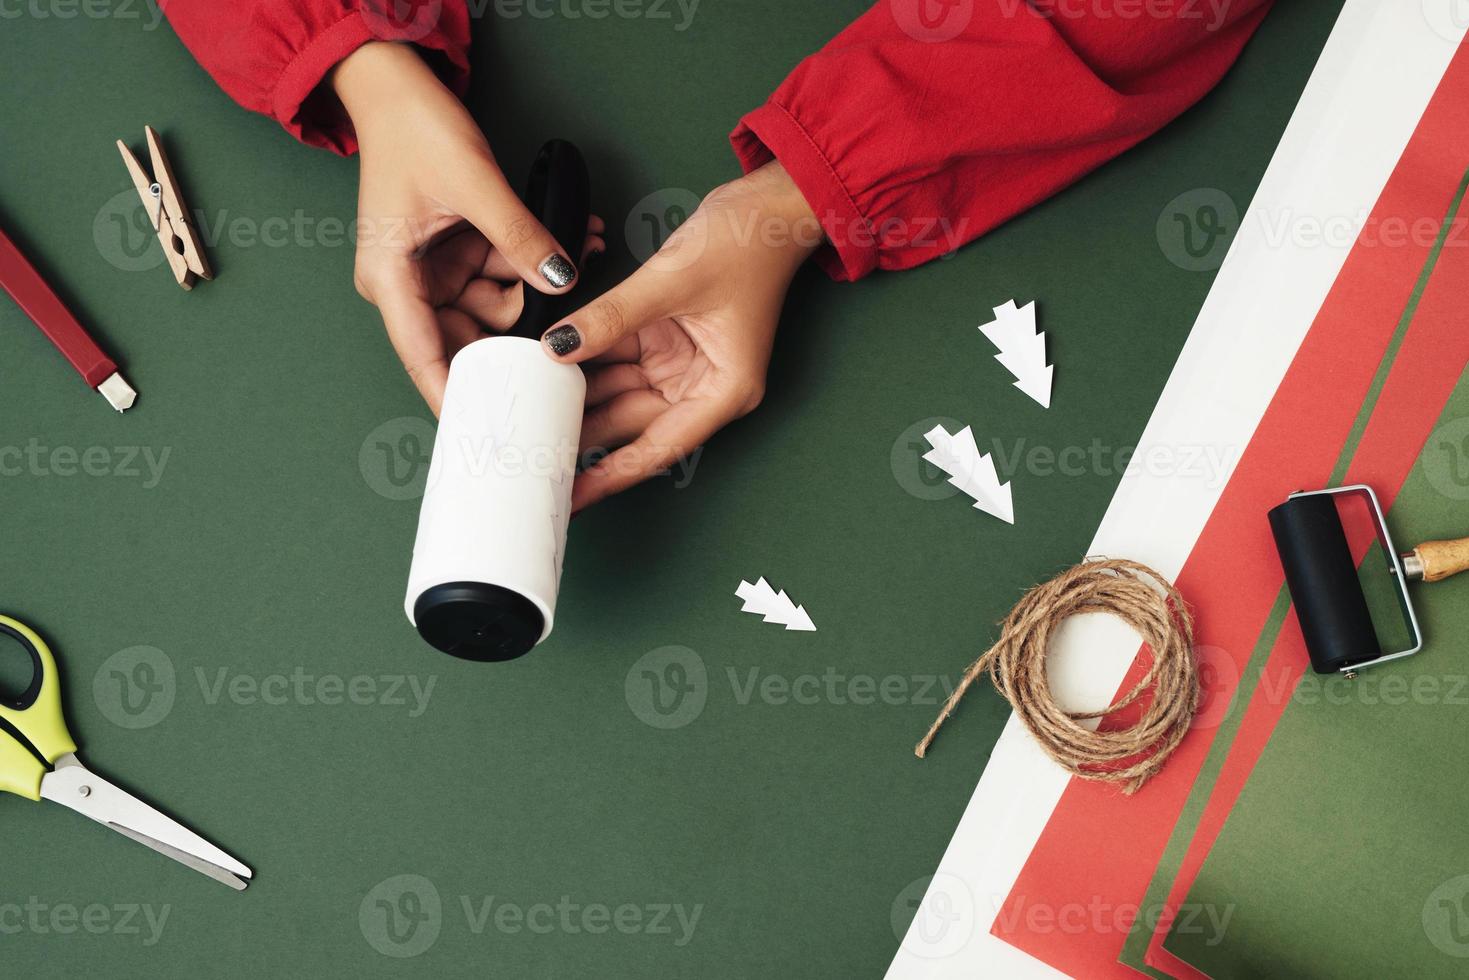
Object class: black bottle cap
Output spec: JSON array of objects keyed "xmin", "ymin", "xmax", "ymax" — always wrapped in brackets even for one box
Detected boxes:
[{"xmin": 413, "ymin": 583, "xmax": 545, "ymax": 662}]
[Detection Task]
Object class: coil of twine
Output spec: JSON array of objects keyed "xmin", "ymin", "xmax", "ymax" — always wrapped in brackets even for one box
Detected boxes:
[{"xmin": 915, "ymin": 558, "xmax": 1199, "ymax": 794}]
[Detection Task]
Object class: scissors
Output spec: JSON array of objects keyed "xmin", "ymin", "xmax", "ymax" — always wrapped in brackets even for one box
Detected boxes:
[{"xmin": 0, "ymin": 615, "xmax": 252, "ymax": 889}]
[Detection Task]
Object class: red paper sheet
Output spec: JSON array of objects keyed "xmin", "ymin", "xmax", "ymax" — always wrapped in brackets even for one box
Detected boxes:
[{"xmin": 992, "ymin": 35, "xmax": 1469, "ymax": 979}]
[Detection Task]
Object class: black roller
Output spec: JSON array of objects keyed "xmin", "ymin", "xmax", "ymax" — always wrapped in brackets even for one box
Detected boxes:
[{"xmin": 1269, "ymin": 494, "xmax": 1380, "ymax": 673}]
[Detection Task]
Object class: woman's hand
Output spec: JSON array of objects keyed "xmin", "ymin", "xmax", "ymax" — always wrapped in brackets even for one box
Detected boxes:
[
  {"xmin": 540, "ymin": 161, "xmax": 821, "ymax": 511},
  {"xmin": 333, "ymin": 42, "xmax": 603, "ymax": 414}
]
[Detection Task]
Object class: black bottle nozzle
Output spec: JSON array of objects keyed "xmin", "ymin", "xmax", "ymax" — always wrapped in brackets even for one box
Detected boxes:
[{"xmin": 508, "ymin": 140, "xmax": 592, "ymax": 341}]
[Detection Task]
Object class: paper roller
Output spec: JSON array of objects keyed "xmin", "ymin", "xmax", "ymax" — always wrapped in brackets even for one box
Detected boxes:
[
  {"xmin": 1269, "ymin": 485, "xmax": 1469, "ymax": 675},
  {"xmin": 405, "ymin": 140, "xmax": 591, "ymax": 661}
]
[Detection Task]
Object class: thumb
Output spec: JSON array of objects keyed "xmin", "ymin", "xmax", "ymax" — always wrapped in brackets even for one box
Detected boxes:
[
  {"xmin": 541, "ymin": 266, "xmax": 679, "ymax": 364},
  {"xmin": 455, "ymin": 166, "xmax": 578, "ymax": 296}
]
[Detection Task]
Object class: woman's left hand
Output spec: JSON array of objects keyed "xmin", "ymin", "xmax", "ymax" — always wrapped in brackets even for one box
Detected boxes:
[{"xmin": 333, "ymin": 41, "xmax": 604, "ymax": 414}]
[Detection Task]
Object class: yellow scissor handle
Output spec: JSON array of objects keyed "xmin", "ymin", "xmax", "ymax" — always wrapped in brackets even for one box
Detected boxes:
[{"xmin": 0, "ymin": 616, "xmax": 78, "ymax": 801}]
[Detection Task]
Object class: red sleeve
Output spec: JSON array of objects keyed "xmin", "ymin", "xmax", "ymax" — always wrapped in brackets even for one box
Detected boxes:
[
  {"xmin": 730, "ymin": 1, "xmax": 1274, "ymax": 281},
  {"xmin": 159, "ymin": 0, "xmax": 470, "ymax": 155}
]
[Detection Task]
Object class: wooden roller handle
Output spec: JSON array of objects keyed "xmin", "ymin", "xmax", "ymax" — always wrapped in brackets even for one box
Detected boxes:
[{"xmin": 1409, "ymin": 537, "xmax": 1469, "ymax": 583}]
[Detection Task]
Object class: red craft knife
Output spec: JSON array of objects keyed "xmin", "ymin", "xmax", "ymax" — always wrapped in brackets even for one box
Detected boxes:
[{"xmin": 0, "ymin": 224, "xmax": 136, "ymax": 412}]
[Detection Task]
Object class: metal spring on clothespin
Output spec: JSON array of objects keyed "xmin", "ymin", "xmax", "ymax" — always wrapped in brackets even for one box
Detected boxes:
[{"xmin": 147, "ymin": 182, "xmax": 164, "ymax": 232}]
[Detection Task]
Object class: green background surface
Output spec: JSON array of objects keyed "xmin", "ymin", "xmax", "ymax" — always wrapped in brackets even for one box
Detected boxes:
[
  {"xmin": 0, "ymin": 1, "xmax": 1341, "ymax": 976},
  {"xmin": 1165, "ymin": 367, "xmax": 1469, "ymax": 978}
]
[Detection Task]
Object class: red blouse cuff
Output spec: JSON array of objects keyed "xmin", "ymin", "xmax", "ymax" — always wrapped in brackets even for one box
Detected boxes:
[
  {"xmin": 271, "ymin": 13, "xmax": 471, "ymax": 156},
  {"xmin": 731, "ymin": 100, "xmax": 877, "ymax": 283}
]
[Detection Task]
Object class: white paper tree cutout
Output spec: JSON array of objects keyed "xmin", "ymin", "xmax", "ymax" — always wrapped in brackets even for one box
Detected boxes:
[
  {"xmin": 922, "ymin": 424, "xmax": 1014, "ymax": 524},
  {"xmin": 979, "ymin": 299, "xmax": 1053, "ymax": 408},
  {"xmin": 735, "ymin": 578, "xmax": 816, "ymax": 632}
]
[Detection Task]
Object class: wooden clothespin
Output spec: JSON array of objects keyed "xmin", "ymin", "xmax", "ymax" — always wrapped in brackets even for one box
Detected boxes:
[{"xmin": 117, "ymin": 126, "xmax": 212, "ymax": 290}]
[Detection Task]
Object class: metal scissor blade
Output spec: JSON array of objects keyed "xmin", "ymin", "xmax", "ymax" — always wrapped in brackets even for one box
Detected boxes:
[
  {"xmin": 39, "ymin": 754, "xmax": 252, "ymax": 888},
  {"xmin": 109, "ymin": 824, "xmax": 247, "ymax": 891}
]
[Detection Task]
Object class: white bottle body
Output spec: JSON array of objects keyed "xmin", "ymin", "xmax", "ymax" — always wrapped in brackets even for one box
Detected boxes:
[{"xmin": 404, "ymin": 337, "xmax": 585, "ymax": 644}]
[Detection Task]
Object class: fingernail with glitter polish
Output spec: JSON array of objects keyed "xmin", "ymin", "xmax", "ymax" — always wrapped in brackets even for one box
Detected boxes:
[
  {"xmin": 544, "ymin": 325, "xmax": 581, "ymax": 357},
  {"xmin": 540, "ymin": 253, "xmax": 577, "ymax": 289}
]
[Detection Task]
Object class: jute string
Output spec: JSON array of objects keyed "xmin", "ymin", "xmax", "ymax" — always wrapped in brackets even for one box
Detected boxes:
[{"xmin": 915, "ymin": 558, "xmax": 1199, "ymax": 794}]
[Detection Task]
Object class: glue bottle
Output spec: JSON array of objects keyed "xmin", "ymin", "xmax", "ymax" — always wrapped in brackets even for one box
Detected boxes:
[{"xmin": 404, "ymin": 141, "xmax": 591, "ymax": 661}]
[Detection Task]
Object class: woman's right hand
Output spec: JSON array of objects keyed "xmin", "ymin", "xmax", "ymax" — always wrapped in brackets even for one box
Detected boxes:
[{"xmin": 538, "ymin": 161, "xmax": 822, "ymax": 511}]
